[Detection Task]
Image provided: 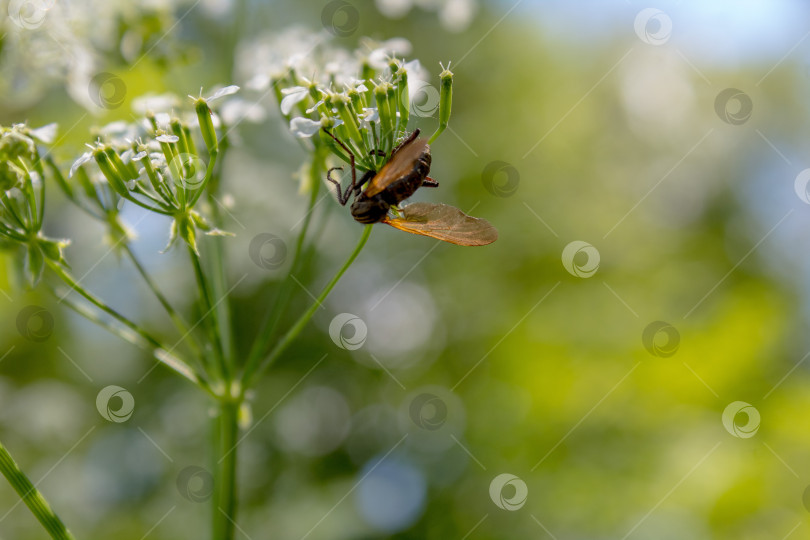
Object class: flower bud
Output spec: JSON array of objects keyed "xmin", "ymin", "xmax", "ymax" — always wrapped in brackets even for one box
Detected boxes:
[
  {"xmin": 94, "ymin": 148, "xmax": 129, "ymax": 197},
  {"xmin": 0, "ymin": 161, "xmax": 20, "ymax": 191},
  {"xmin": 395, "ymin": 67, "xmax": 410, "ymax": 132},
  {"xmin": 333, "ymin": 95, "xmax": 365, "ymax": 152},
  {"xmin": 195, "ymin": 99, "xmax": 218, "ymax": 153},
  {"xmin": 375, "ymin": 83, "xmax": 395, "ymax": 147},
  {"xmin": 429, "ymin": 63, "xmax": 454, "ymax": 144}
]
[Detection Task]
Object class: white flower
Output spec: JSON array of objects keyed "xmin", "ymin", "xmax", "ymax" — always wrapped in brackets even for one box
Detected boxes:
[
  {"xmin": 156, "ymin": 134, "xmax": 179, "ymax": 143},
  {"xmin": 440, "ymin": 0, "xmax": 477, "ymax": 32},
  {"xmin": 69, "ymin": 151, "xmax": 93, "ymax": 178},
  {"xmin": 374, "ymin": 0, "xmax": 477, "ymax": 32},
  {"xmin": 367, "ymin": 37, "xmax": 413, "ymax": 69},
  {"xmin": 132, "ymin": 93, "xmax": 181, "ymax": 115},
  {"xmin": 220, "ymin": 98, "xmax": 267, "ymax": 125},
  {"xmin": 246, "ymin": 73, "xmax": 271, "ymax": 91},
  {"xmin": 358, "ymin": 107, "xmax": 380, "ymax": 129},
  {"xmin": 280, "ymin": 86, "xmax": 310, "ymax": 115},
  {"xmin": 28, "ymin": 123, "xmax": 58, "ymax": 144},
  {"xmin": 236, "ymin": 26, "xmax": 329, "ymax": 86},
  {"xmin": 290, "ymin": 117, "xmax": 322, "ymax": 138}
]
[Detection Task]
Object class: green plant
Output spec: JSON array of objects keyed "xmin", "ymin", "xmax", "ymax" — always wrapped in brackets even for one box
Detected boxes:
[{"xmin": 0, "ymin": 35, "xmax": 452, "ymax": 540}]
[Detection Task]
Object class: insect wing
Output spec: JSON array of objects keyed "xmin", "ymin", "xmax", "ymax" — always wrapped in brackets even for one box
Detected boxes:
[
  {"xmin": 363, "ymin": 137, "xmax": 429, "ymax": 198},
  {"xmin": 382, "ymin": 202, "xmax": 498, "ymax": 246}
]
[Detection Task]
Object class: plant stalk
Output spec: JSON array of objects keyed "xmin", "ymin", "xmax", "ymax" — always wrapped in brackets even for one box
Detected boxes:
[
  {"xmin": 212, "ymin": 400, "xmax": 240, "ymax": 540},
  {"xmin": 243, "ymin": 224, "xmax": 372, "ymax": 390},
  {"xmin": 0, "ymin": 438, "xmax": 76, "ymax": 540}
]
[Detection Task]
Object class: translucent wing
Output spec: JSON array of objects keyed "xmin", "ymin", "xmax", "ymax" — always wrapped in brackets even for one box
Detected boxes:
[
  {"xmin": 364, "ymin": 137, "xmax": 429, "ymax": 198},
  {"xmin": 381, "ymin": 202, "xmax": 498, "ymax": 246}
]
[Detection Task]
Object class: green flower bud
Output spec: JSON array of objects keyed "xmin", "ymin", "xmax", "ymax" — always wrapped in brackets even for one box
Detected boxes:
[
  {"xmin": 176, "ymin": 211, "xmax": 198, "ymax": 254},
  {"xmin": 333, "ymin": 95, "xmax": 365, "ymax": 152},
  {"xmin": 396, "ymin": 68, "xmax": 410, "ymax": 133},
  {"xmin": 385, "ymin": 84, "xmax": 398, "ymax": 134},
  {"xmin": 429, "ymin": 63, "xmax": 454, "ymax": 144},
  {"xmin": 0, "ymin": 131, "xmax": 33, "ymax": 162},
  {"xmin": 195, "ymin": 99, "xmax": 218, "ymax": 153},
  {"xmin": 94, "ymin": 149, "xmax": 129, "ymax": 197},
  {"xmin": 0, "ymin": 161, "xmax": 20, "ymax": 191},
  {"xmin": 171, "ymin": 118, "xmax": 190, "ymax": 157},
  {"xmin": 105, "ymin": 147, "xmax": 138, "ymax": 181},
  {"xmin": 375, "ymin": 83, "xmax": 395, "ymax": 148}
]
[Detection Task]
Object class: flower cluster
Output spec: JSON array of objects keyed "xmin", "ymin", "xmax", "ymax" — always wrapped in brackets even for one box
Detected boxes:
[
  {"xmin": 0, "ymin": 123, "xmax": 68, "ymax": 285},
  {"xmin": 242, "ymin": 31, "xmax": 453, "ymax": 174},
  {"xmin": 65, "ymin": 86, "xmax": 240, "ymax": 254}
]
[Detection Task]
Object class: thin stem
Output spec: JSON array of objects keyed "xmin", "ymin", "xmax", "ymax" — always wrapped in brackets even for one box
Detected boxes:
[
  {"xmin": 205, "ymin": 139, "xmax": 235, "ymax": 367},
  {"xmin": 52, "ymin": 288, "xmax": 215, "ymax": 397},
  {"xmin": 188, "ymin": 245, "xmax": 229, "ymax": 382},
  {"xmin": 188, "ymin": 151, "xmax": 219, "ymax": 208},
  {"xmin": 46, "ymin": 260, "xmax": 202, "ymax": 387},
  {"xmin": 0, "ymin": 438, "xmax": 76, "ymax": 540},
  {"xmin": 243, "ymin": 224, "xmax": 372, "ymax": 390},
  {"xmin": 121, "ymin": 243, "xmax": 204, "ymax": 358},
  {"xmin": 212, "ymin": 401, "xmax": 239, "ymax": 540},
  {"xmin": 241, "ymin": 150, "xmax": 324, "ymax": 382}
]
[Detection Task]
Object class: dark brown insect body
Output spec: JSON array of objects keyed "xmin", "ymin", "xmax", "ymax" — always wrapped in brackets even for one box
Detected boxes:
[
  {"xmin": 322, "ymin": 127, "xmax": 497, "ymax": 246},
  {"xmin": 323, "ymin": 128, "xmax": 438, "ymax": 224}
]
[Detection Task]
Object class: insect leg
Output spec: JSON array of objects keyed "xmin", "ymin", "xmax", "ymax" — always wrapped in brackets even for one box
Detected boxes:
[
  {"xmin": 327, "ymin": 167, "xmax": 351, "ymax": 205},
  {"xmin": 322, "ymin": 128, "xmax": 359, "ymax": 204},
  {"xmin": 353, "ymin": 170, "xmax": 376, "ymax": 197},
  {"xmin": 422, "ymin": 176, "xmax": 439, "ymax": 188}
]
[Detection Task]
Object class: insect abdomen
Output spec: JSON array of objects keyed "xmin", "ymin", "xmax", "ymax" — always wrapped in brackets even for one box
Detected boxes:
[{"xmin": 382, "ymin": 148, "xmax": 431, "ymax": 205}]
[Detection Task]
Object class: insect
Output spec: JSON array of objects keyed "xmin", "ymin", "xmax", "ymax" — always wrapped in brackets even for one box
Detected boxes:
[{"xmin": 322, "ymin": 128, "xmax": 497, "ymax": 246}]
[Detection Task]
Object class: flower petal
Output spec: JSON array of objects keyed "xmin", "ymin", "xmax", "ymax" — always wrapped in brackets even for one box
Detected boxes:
[
  {"xmin": 280, "ymin": 88, "xmax": 309, "ymax": 115},
  {"xmin": 156, "ymin": 134, "xmax": 179, "ymax": 143},
  {"xmin": 207, "ymin": 85, "xmax": 240, "ymax": 102},
  {"xmin": 290, "ymin": 117, "xmax": 322, "ymax": 138},
  {"xmin": 69, "ymin": 151, "xmax": 93, "ymax": 178},
  {"xmin": 29, "ymin": 123, "xmax": 58, "ymax": 144}
]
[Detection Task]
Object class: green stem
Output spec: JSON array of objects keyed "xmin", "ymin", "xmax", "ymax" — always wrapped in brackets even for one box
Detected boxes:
[
  {"xmin": 241, "ymin": 151, "xmax": 324, "ymax": 381},
  {"xmin": 121, "ymin": 243, "xmax": 205, "ymax": 360},
  {"xmin": 189, "ymin": 245, "xmax": 229, "ymax": 383},
  {"xmin": 46, "ymin": 260, "xmax": 203, "ymax": 388},
  {"xmin": 0, "ymin": 438, "xmax": 76, "ymax": 540},
  {"xmin": 212, "ymin": 400, "xmax": 239, "ymax": 540},
  {"xmin": 243, "ymin": 224, "xmax": 372, "ymax": 390},
  {"xmin": 205, "ymin": 138, "xmax": 234, "ymax": 368},
  {"xmin": 48, "ymin": 260, "xmax": 164, "ymax": 350}
]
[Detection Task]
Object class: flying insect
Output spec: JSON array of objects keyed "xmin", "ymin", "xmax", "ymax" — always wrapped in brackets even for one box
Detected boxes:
[{"xmin": 322, "ymin": 128, "xmax": 497, "ymax": 246}]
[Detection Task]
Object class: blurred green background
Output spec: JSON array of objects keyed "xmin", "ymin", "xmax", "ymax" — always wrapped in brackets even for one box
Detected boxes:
[{"xmin": 2, "ymin": 0, "xmax": 810, "ymax": 538}]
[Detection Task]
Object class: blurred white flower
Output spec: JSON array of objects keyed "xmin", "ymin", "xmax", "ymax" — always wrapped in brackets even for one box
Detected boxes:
[
  {"xmin": 0, "ymin": 0, "xmax": 193, "ymax": 111},
  {"xmin": 375, "ymin": 0, "xmax": 477, "ymax": 32},
  {"xmin": 132, "ymin": 93, "xmax": 182, "ymax": 115},
  {"xmin": 219, "ymin": 98, "xmax": 267, "ymax": 125},
  {"xmin": 236, "ymin": 26, "xmax": 331, "ymax": 90}
]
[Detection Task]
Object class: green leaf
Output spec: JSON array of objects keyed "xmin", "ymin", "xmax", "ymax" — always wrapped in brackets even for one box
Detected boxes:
[
  {"xmin": 178, "ymin": 214, "xmax": 198, "ymax": 255},
  {"xmin": 162, "ymin": 218, "xmax": 178, "ymax": 253},
  {"xmin": 24, "ymin": 244, "xmax": 44, "ymax": 287}
]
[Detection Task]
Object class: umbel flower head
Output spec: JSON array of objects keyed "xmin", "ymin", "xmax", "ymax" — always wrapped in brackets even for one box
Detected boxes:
[
  {"xmin": 0, "ymin": 123, "xmax": 69, "ymax": 285},
  {"xmin": 65, "ymin": 86, "xmax": 240, "ymax": 255},
  {"xmin": 243, "ymin": 32, "xmax": 453, "ymax": 175}
]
